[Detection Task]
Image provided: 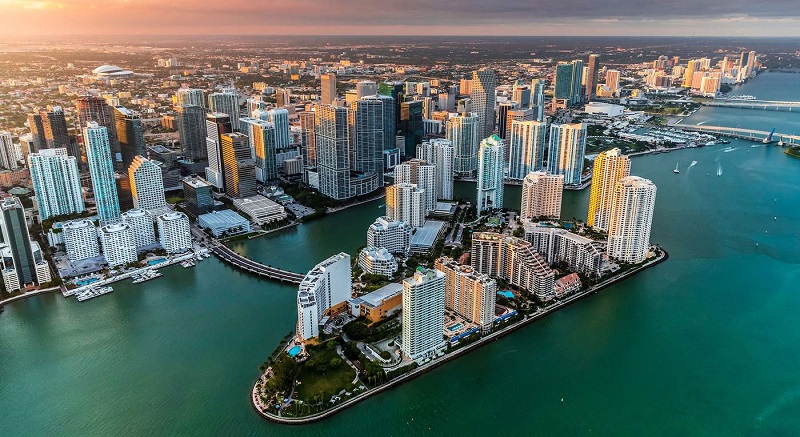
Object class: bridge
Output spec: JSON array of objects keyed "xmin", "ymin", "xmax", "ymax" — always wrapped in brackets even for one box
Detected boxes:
[
  {"xmin": 674, "ymin": 124, "xmax": 800, "ymax": 145},
  {"xmin": 704, "ymin": 99, "xmax": 800, "ymax": 112},
  {"xmin": 210, "ymin": 243, "xmax": 305, "ymax": 284}
]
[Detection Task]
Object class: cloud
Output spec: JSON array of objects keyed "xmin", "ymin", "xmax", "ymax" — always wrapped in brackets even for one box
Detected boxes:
[{"xmin": 0, "ymin": 0, "xmax": 798, "ymax": 35}]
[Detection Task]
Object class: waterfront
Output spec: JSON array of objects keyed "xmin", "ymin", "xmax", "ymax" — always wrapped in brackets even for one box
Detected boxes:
[{"xmin": 4, "ymin": 70, "xmax": 800, "ymax": 435}]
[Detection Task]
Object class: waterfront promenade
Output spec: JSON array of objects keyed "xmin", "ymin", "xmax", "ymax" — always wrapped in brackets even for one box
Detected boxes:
[{"xmin": 252, "ymin": 249, "xmax": 669, "ymax": 424}]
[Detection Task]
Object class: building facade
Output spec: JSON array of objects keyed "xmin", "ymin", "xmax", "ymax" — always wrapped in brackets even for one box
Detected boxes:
[
  {"xmin": 476, "ymin": 135, "xmax": 505, "ymax": 215},
  {"xmin": 28, "ymin": 148, "xmax": 84, "ymax": 220},
  {"xmin": 435, "ymin": 257, "xmax": 497, "ymax": 331},
  {"xmin": 547, "ymin": 123, "xmax": 586, "ymax": 186},
  {"xmin": 84, "ymin": 122, "xmax": 121, "ymax": 224},
  {"xmin": 401, "ymin": 267, "xmax": 446, "ymax": 362},
  {"xmin": 416, "ymin": 139, "xmax": 454, "ymax": 201},
  {"xmin": 607, "ymin": 176, "xmax": 657, "ymax": 264},
  {"xmin": 99, "ymin": 223, "xmax": 137, "ymax": 267},
  {"xmin": 128, "ymin": 156, "xmax": 166, "ymax": 211},
  {"xmin": 156, "ymin": 212, "xmax": 192, "ymax": 254},
  {"xmin": 587, "ymin": 148, "xmax": 631, "ymax": 232},
  {"xmin": 385, "ymin": 183, "xmax": 425, "ymax": 228},
  {"xmin": 520, "ymin": 171, "xmax": 563, "ymax": 221}
]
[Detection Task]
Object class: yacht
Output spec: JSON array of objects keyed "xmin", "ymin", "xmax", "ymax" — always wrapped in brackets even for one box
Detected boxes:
[
  {"xmin": 673, "ymin": 163, "xmax": 680, "ymax": 174},
  {"xmin": 76, "ymin": 286, "xmax": 114, "ymax": 302},
  {"xmin": 131, "ymin": 269, "xmax": 163, "ymax": 284}
]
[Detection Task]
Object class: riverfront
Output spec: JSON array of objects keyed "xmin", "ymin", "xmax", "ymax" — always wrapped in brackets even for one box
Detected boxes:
[{"xmin": 2, "ymin": 137, "xmax": 800, "ymax": 435}]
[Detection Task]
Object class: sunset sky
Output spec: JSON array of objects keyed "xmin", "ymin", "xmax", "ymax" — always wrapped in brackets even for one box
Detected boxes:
[{"xmin": 0, "ymin": 0, "xmax": 798, "ymax": 36}]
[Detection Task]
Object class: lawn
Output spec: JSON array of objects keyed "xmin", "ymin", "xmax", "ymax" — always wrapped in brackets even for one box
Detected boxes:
[{"xmin": 295, "ymin": 347, "xmax": 356, "ymax": 400}]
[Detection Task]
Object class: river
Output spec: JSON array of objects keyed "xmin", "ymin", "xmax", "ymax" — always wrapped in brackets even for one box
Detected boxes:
[{"xmin": 2, "ymin": 73, "xmax": 800, "ymax": 436}]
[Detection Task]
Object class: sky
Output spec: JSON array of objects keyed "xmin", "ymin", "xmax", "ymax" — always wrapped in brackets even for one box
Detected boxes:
[{"xmin": 0, "ymin": 0, "xmax": 799, "ymax": 37}]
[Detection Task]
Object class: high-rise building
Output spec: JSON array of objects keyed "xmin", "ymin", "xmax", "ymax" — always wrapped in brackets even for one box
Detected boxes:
[
  {"xmin": 554, "ymin": 61, "xmax": 583, "ymax": 106},
  {"xmin": 320, "ymin": 73, "xmax": 337, "ymax": 106},
  {"xmin": 156, "ymin": 212, "xmax": 192, "ymax": 254},
  {"xmin": 356, "ymin": 80, "xmax": 378, "ymax": 99},
  {"xmin": 503, "ymin": 108, "xmax": 534, "ymax": 141},
  {"xmin": 240, "ymin": 117, "xmax": 277, "ymax": 182},
  {"xmin": 547, "ymin": 123, "xmax": 586, "ymax": 186},
  {"xmin": 416, "ymin": 139, "xmax": 454, "ymax": 201},
  {"xmin": 471, "ymin": 232, "xmax": 555, "ymax": 300},
  {"xmin": 204, "ymin": 112, "xmax": 232, "ymax": 190},
  {"xmin": 470, "ymin": 68, "xmax": 497, "ymax": 138},
  {"xmin": 27, "ymin": 107, "xmax": 72, "ymax": 156},
  {"xmin": 182, "ymin": 176, "xmax": 214, "ymax": 217},
  {"xmin": 0, "ymin": 131, "xmax": 18, "ymax": 170},
  {"xmin": 83, "ymin": 122, "xmax": 120, "ymax": 224},
  {"xmin": 296, "ymin": 253, "xmax": 351, "ymax": 341},
  {"xmin": 128, "ymin": 156, "xmax": 166, "ymax": 211},
  {"xmin": 605, "ymin": 70, "xmax": 621, "ymax": 95},
  {"xmin": 208, "ymin": 89, "xmax": 240, "ymax": 132},
  {"xmin": 366, "ymin": 216, "xmax": 412, "ymax": 256},
  {"xmin": 459, "ymin": 78, "xmax": 473, "ymax": 95},
  {"xmin": 364, "ymin": 94, "xmax": 396, "ymax": 153},
  {"xmin": 587, "ymin": 148, "xmax": 631, "ymax": 231},
  {"xmin": 77, "ymin": 96, "xmax": 119, "ymax": 161},
  {"xmin": 358, "ymin": 246, "xmax": 397, "ymax": 278},
  {"xmin": 114, "ymin": 106, "xmax": 145, "ymax": 170},
  {"xmin": 99, "ymin": 222, "xmax": 137, "ymax": 267},
  {"xmin": 585, "ymin": 54, "xmax": 599, "ymax": 101},
  {"xmin": 299, "ymin": 111, "xmax": 316, "ymax": 167},
  {"xmin": 399, "ymin": 100, "xmax": 423, "ymax": 157},
  {"xmin": 0, "ymin": 197, "xmax": 48, "ymax": 288},
  {"xmin": 496, "ymin": 103, "xmax": 516, "ymax": 140},
  {"xmin": 386, "ymin": 183, "xmax": 425, "ymax": 228},
  {"xmin": 507, "ymin": 120, "xmax": 546, "ymax": 180},
  {"xmin": 175, "ymin": 88, "xmax": 206, "ymax": 108},
  {"xmin": 683, "ymin": 61, "xmax": 700, "ymax": 88},
  {"xmin": 523, "ymin": 222, "xmax": 604, "ymax": 277},
  {"xmin": 394, "ymin": 159, "xmax": 436, "ymax": 213},
  {"xmin": 607, "ymin": 176, "xmax": 657, "ymax": 264},
  {"xmin": 120, "ymin": 209, "xmax": 156, "ymax": 249},
  {"xmin": 446, "ymin": 112, "xmax": 480, "ymax": 176},
  {"xmin": 316, "ymin": 105, "xmax": 351, "ymax": 200},
  {"xmin": 175, "ymin": 105, "xmax": 208, "ymax": 162},
  {"xmin": 350, "ymin": 97, "xmax": 385, "ymax": 192},
  {"xmin": 435, "ymin": 257, "xmax": 496, "ymax": 331},
  {"xmin": 530, "ymin": 79, "xmax": 546, "ymax": 122},
  {"xmin": 401, "ymin": 267, "xmax": 446, "ymax": 362},
  {"xmin": 476, "ymin": 135, "xmax": 505, "ymax": 215},
  {"xmin": 28, "ymin": 148, "xmax": 84, "ymax": 220},
  {"xmin": 62, "ymin": 219, "xmax": 99, "ymax": 262},
  {"xmin": 220, "ymin": 132, "xmax": 257, "ymax": 198},
  {"xmin": 520, "ymin": 171, "xmax": 563, "ymax": 221},
  {"xmin": 512, "ymin": 83, "xmax": 531, "ymax": 109},
  {"xmin": 267, "ymin": 108, "xmax": 291, "ymax": 149}
]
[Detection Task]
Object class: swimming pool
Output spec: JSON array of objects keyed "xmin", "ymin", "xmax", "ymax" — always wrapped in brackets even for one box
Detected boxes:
[
  {"xmin": 287, "ymin": 346, "xmax": 302, "ymax": 357},
  {"xmin": 147, "ymin": 259, "xmax": 166, "ymax": 266},
  {"xmin": 498, "ymin": 290, "xmax": 514, "ymax": 299},
  {"xmin": 75, "ymin": 278, "xmax": 99, "ymax": 286},
  {"xmin": 447, "ymin": 323, "xmax": 463, "ymax": 332}
]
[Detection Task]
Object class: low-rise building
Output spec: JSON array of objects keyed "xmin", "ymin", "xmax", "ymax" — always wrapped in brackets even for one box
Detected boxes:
[
  {"xmin": 554, "ymin": 273, "xmax": 582, "ymax": 297},
  {"xmin": 358, "ymin": 246, "xmax": 397, "ymax": 278},
  {"xmin": 233, "ymin": 195, "xmax": 287, "ymax": 225},
  {"xmin": 198, "ymin": 210, "xmax": 251, "ymax": 237},
  {"xmin": 348, "ymin": 282, "xmax": 403, "ymax": 323}
]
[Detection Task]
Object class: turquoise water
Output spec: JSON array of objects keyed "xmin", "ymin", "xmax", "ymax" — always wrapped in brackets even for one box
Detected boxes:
[
  {"xmin": 2, "ymin": 72, "xmax": 800, "ymax": 436},
  {"xmin": 147, "ymin": 259, "xmax": 166, "ymax": 266},
  {"xmin": 288, "ymin": 346, "xmax": 302, "ymax": 357},
  {"xmin": 498, "ymin": 291, "xmax": 515, "ymax": 299},
  {"xmin": 447, "ymin": 323, "xmax": 464, "ymax": 332}
]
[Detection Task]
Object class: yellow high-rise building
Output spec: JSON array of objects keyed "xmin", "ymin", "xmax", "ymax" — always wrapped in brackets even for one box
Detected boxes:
[{"xmin": 587, "ymin": 148, "xmax": 630, "ymax": 231}]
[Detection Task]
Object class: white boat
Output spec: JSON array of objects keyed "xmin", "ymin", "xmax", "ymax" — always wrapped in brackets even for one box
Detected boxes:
[
  {"xmin": 76, "ymin": 286, "xmax": 114, "ymax": 302},
  {"xmin": 673, "ymin": 163, "xmax": 680, "ymax": 174},
  {"xmin": 181, "ymin": 260, "xmax": 196, "ymax": 268},
  {"xmin": 131, "ymin": 269, "xmax": 163, "ymax": 284}
]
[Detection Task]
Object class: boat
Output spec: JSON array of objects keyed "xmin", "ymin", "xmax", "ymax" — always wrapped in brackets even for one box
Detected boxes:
[
  {"xmin": 76, "ymin": 286, "xmax": 114, "ymax": 302},
  {"xmin": 131, "ymin": 269, "xmax": 163, "ymax": 284},
  {"xmin": 673, "ymin": 163, "xmax": 680, "ymax": 174},
  {"xmin": 181, "ymin": 260, "xmax": 196, "ymax": 268}
]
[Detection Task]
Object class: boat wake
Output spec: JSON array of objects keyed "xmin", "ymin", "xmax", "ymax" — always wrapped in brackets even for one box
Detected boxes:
[
  {"xmin": 689, "ymin": 161, "xmax": 698, "ymax": 168},
  {"xmin": 697, "ymin": 121, "xmax": 707, "ymax": 126},
  {"xmin": 723, "ymin": 147, "xmax": 738, "ymax": 153}
]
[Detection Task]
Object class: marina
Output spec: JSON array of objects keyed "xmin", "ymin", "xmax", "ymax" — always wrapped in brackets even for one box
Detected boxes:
[
  {"xmin": 75, "ymin": 286, "xmax": 114, "ymax": 302},
  {"xmin": 131, "ymin": 269, "xmax": 163, "ymax": 284}
]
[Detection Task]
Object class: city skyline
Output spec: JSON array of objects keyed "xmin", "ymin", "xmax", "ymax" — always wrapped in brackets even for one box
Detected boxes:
[{"xmin": 0, "ymin": 0, "xmax": 799, "ymax": 37}]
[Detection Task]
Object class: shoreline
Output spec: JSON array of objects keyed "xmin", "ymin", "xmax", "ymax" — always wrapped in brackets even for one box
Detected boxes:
[
  {"xmin": 0, "ymin": 286, "xmax": 61, "ymax": 308},
  {"xmin": 251, "ymin": 248, "xmax": 669, "ymax": 424}
]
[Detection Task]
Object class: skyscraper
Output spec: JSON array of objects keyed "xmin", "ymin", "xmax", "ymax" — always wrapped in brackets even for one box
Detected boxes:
[
  {"xmin": 128, "ymin": 156, "xmax": 166, "ymax": 211},
  {"xmin": 470, "ymin": 68, "xmax": 497, "ymax": 138},
  {"xmin": 350, "ymin": 97, "xmax": 385, "ymax": 193},
  {"xmin": 356, "ymin": 80, "xmax": 378, "ymax": 99},
  {"xmin": 0, "ymin": 197, "xmax": 48, "ymax": 289},
  {"xmin": 385, "ymin": 183, "xmax": 425, "ymax": 228},
  {"xmin": 77, "ymin": 95, "xmax": 119, "ymax": 162},
  {"xmin": 416, "ymin": 139, "xmax": 454, "ymax": 200},
  {"xmin": 268, "ymin": 108, "xmax": 291, "ymax": 149},
  {"xmin": 28, "ymin": 107, "xmax": 72, "ymax": 156},
  {"xmin": 607, "ymin": 176, "xmax": 657, "ymax": 264},
  {"xmin": 476, "ymin": 135, "xmax": 505, "ymax": 215},
  {"xmin": 520, "ymin": 171, "xmax": 563, "ymax": 221},
  {"xmin": 496, "ymin": 103, "xmax": 516, "ymax": 140},
  {"xmin": 401, "ymin": 267, "xmax": 446, "ymax": 362},
  {"xmin": 299, "ymin": 111, "xmax": 316, "ymax": 167},
  {"xmin": 204, "ymin": 112, "xmax": 232, "ymax": 190},
  {"xmin": 240, "ymin": 117, "xmax": 277, "ymax": 182},
  {"xmin": 512, "ymin": 82, "xmax": 531, "ymax": 109},
  {"xmin": 175, "ymin": 105, "xmax": 208, "ymax": 162},
  {"xmin": 507, "ymin": 120, "xmax": 547, "ymax": 180},
  {"xmin": 83, "ymin": 122, "xmax": 120, "ymax": 223},
  {"xmin": 28, "ymin": 148, "xmax": 84, "ymax": 220},
  {"xmin": 399, "ymin": 100, "xmax": 423, "ymax": 157},
  {"xmin": 320, "ymin": 73, "xmax": 337, "ymax": 105},
  {"xmin": 530, "ymin": 79, "xmax": 546, "ymax": 122},
  {"xmin": 395, "ymin": 159, "xmax": 436, "ymax": 213},
  {"xmin": 296, "ymin": 252, "xmax": 351, "ymax": 341},
  {"xmin": 0, "ymin": 132, "xmax": 18, "ymax": 170},
  {"xmin": 605, "ymin": 70, "xmax": 621, "ymax": 95},
  {"xmin": 586, "ymin": 54, "xmax": 599, "ymax": 101},
  {"xmin": 175, "ymin": 88, "xmax": 206, "ymax": 108},
  {"xmin": 182, "ymin": 176, "xmax": 214, "ymax": 217},
  {"xmin": 316, "ymin": 105, "xmax": 350, "ymax": 200},
  {"xmin": 547, "ymin": 123, "xmax": 586, "ymax": 186},
  {"xmin": 156, "ymin": 212, "xmax": 192, "ymax": 254},
  {"xmin": 471, "ymin": 232, "xmax": 555, "ymax": 300},
  {"xmin": 114, "ymin": 106, "xmax": 145, "ymax": 170},
  {"xmin": 121, "ymin": 209, "xmax": 156, "ymax": 249},
  {"xmin": 446, "ymin": 112, "xmax": 480, "ymax": 176},
  {"xmin": 554, "ymin": 61, "xmax": 583, "ymax": 106},
  {"xmin": 99, "ymin": 223, "xmax": 137, "ymax": 267},
  {"xmin": 503, "ymin": 108, "xmax": 535, "ymax": 141},
  {"xmin": 587, "ymin": 148, "xmax": 631, "ymax": 231},
  {"xmin": 208, "ymin": 89, "xmax": 240, "ymax": 132},
  {"xmin": 220, "ymin": 132, "xmax": 257, "ymax": 198}
]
